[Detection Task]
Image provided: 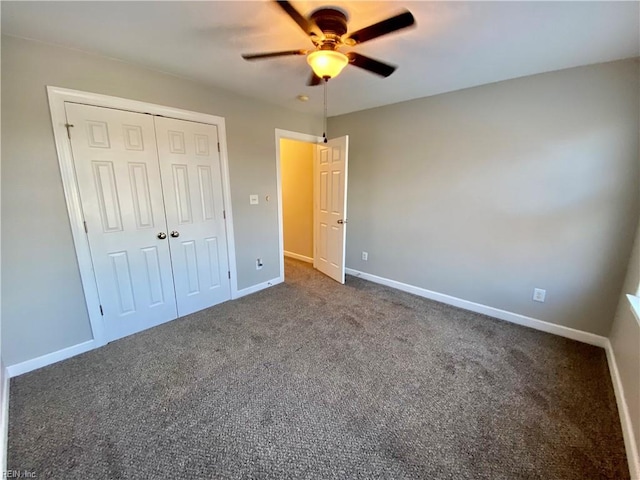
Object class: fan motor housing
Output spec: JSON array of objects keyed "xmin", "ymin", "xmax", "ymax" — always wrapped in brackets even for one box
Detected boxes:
[{"xmin": 310, "ymin": 8, "xmax": 349, "ymax": 36}]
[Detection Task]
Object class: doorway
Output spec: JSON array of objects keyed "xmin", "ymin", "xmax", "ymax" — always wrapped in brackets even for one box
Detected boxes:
[
  {"xmin": 275, "ymin": 129, "xmax": 321, "ymax": 281},
  {"xmin": 280, "ymin": 138, "xmax": 315, "ymax": 265},
  {"xmin": 275, "ymin": 129, "xmax": 349, "ymax": 284}
]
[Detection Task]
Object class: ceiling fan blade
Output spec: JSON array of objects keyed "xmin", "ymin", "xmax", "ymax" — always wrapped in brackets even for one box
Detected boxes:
[
  {"xmin": 242, "ymin": 49, "xmax": 307, "ymax": 60},
  {"xmin": 346, "ymin": 52, "xmax": 397, "ymax": 77},
  {"xmin": 346, "ymin": 10, "xmax": 415, "ymax": 45},
  {"xmin": 275, "ymin": 1, "xmax": 322, "ymax": 38},
  {"xmin": 307, "ymin": 72, "xmax": 322, "ymax": 86}
]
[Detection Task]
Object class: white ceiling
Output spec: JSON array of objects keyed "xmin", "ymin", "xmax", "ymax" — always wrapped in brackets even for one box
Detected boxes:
[{"xmin": 2, "ymin": 1, "xmax": 638, "ymax": 116}]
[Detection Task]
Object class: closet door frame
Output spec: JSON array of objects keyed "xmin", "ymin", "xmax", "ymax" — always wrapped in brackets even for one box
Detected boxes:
[{"xmin": 47, "ymin": 86, "xmax": 238, "ymax": 348}]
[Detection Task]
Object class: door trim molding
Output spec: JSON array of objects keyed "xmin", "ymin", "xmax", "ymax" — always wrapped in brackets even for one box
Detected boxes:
[
  {"xmin": 47, "ymin": 86, "xmax": 238, "ymax": 347},
  {"xmin": 274, "ymin": 129, "xmax": 322, "ymax": 281}
]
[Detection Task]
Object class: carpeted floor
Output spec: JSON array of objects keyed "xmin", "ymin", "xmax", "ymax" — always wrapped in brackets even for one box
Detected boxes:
[{"xmin": 8, "ymin": 258, "xmax": 628, "ymax": 479}]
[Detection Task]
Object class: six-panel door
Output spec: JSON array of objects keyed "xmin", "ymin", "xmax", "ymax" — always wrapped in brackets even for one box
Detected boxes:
[
  {"xmin": 66, "ymin": 103, "xmax": 178, "ymax": 342},
  {"xmin": 66, "ymin": 102, "xmax": 232, "ymax": 342},
  {"xmin": 315, "ymin": 136, "xmax": 349, "ymax": 284},
  {"xmin": 154, "ymin": 116, "xmax": 231, "ymax": 316}
]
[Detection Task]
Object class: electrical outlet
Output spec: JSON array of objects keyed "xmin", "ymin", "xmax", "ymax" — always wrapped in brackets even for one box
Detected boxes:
[
  {"xmin": 256, "ymin": 258, "xmax": 263, "ymax": 270},
  {"xmin": 362, "ymin": 251, "xmax": 368, "ymax": 261},
  {"xmin": 533, "ymin": 288, "xmax": 546, "ymax": 303}
]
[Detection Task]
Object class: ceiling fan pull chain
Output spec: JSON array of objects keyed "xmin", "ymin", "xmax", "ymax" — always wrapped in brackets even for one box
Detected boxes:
[{"xmin": 323, "ymin": 79, "xmax": 328, "ymax": 143}]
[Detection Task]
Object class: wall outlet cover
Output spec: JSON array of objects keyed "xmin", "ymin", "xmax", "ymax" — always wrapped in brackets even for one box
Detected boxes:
[{"xmin": 533, "ymin": 288, "xmax": 546, "ymax": 303}]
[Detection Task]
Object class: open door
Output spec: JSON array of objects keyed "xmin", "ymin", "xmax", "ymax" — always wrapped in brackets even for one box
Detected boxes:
[{"xmin": 314, "ymin": 136, "xmax": 349, "ymax": 284}]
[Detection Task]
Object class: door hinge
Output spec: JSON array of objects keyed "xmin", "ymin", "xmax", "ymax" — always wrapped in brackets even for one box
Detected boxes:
[
  {"xmin": 65, "ymin": 123, "xmax": 74, "ymax": 139},
  {"xmin": 83, "ymin": 221, "xmax": 88, "ymax": 233},
  {"xmin": 217, "ymin": 142, "xmax": 220, "ymax": 152},
  {"xmin": 228, "ymin": 271, "xmax": 231, "ymax": 279},
  {"xmin": 223, "ymin": 210, "xmax": 226, "ymax": 220},
  {"xmin": 99, "ymin": 305, "xmax": 104, "ymax": 316}
]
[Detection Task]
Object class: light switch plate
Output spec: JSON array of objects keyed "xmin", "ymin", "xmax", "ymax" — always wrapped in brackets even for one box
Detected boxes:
[{"xmin": 249, "ymin": 194, "xmax": 259, "ymax": 205}]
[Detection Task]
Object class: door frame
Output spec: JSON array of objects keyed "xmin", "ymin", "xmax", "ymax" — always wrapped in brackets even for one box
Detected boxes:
[
  {"xmin": 47, "ymin": 86, "xmax": 238, "ymax": 347},
  {"xmin": 274, "ymin": 129, "xmax": 322, "ymax": 279}
]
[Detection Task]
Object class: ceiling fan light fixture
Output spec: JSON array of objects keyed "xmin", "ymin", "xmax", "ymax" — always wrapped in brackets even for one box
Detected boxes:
[{"xmin": 307, "ymin": 50, "xmax": 348, "ymax": 80}]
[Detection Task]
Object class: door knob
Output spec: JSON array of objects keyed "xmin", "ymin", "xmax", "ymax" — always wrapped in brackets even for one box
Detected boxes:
[
  {"xmin": 157, "ymin": 232, "xmax": 167, "ymax": 240},
  {"xmin": 170, "ymin": 231, "xmax": 180, "ymax": 238},
  {"xmin": 337, "ymin": 219, "xmax": 347, "ymax": 224}
]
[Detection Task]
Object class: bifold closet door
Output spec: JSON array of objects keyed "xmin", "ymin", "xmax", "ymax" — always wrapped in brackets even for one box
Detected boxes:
[
  {"xmin": 154, "ymin": 116, "xmax": 232, "ymax": 317},
  {"xmin": 65, "ymin": 103, "xmax": 178, "ymax": 342}
]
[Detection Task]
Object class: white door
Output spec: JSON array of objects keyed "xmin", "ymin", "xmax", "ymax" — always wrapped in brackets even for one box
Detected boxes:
[
  {"xmin": 315, "ymin": 136, "xmax": 349, "ymax": 283},
  {"xmin": 154, "ymin": 117, "xmax": 231, "ymax": 316},
  {"xmin": 65, "ymin": 103, "xmax": 178, "ymax": 342}
]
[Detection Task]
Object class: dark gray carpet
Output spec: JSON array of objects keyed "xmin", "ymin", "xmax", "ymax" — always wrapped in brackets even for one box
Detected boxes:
[{"xmin": 8, "ymin": 258, "xmax": 628, "ymax": 479}]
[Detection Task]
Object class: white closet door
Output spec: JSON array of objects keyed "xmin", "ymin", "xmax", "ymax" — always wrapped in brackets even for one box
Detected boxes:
[
  {"xmin": 154, "ymin": 116, "xmax": 231, "ymax": 316},
  {"xmin": 65, "ymin": 103, "xmax": 178, "ymax": 342}
]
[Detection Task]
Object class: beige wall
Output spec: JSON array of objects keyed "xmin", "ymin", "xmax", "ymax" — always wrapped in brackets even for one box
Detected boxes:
[
  {"xmin": 609, "ymin": 220, "xmax": 640, "ymax": 462},
  {"xmin": 1, "ymin": 35, "xmax": 321, "ymax": 366},
  {"xmin": 329, "ymin": 58, "xmax": 640, "ymax": 336},
  {"xmin": 280, "ymin": 139, "xmax": 314, "ymax": 260}
]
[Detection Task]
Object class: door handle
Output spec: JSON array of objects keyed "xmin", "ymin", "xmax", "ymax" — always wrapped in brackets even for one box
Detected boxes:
[
  {"xmin": 157, "ymin": 232, "xmax": 167, "ymax": 240},
  {"xmin": 170, "ymin": 231, "xmax": 180, "ymax": 238},
  {"xmin": 337, "ymin": 219, "xmax": 347, "ymax": 224}
]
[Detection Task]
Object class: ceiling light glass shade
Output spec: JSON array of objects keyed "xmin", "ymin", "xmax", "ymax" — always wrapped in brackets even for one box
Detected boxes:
[{"xmin": 307, "ymin": 50, "xmax": 349, "ymax": 79}]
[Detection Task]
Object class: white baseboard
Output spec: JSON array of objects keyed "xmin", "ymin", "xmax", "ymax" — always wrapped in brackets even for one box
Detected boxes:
[
  {"xmin": 8, "ymin": 278, "xmax": 284, "ymax": 377},
  {"xmin": 284, "ymin": 251, "xmax": 313, "ymax": 263},
  {"xmin": 345, "ymin": 267, "xmax": 637, "ymax": 475},
  {"xmin": 7, "ymin": 339, "xmax": 96, "ymax": 378},
  {"xmin": 234, "ymin": 276, "xmax": 283, "ymax": 299},
  {"xmin": 0, "ymin": 365, "xmax": 9, "ymax": 475},
  {"xmin": 345, "ymin": 268, "xmax": 608, "ymax": 347},
  {"xmin": 2, "ymin": 267, "xmax": 635, "ymax": 475},
  {"xmin": 605, "ymin": 339, "xmax": 640, "ymax": 479}
]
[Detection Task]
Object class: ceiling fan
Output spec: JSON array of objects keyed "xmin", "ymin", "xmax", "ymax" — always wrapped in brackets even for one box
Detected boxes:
[{"xmin": 242, "ymin": 1, "xmax": 416, "ymax": 85}]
